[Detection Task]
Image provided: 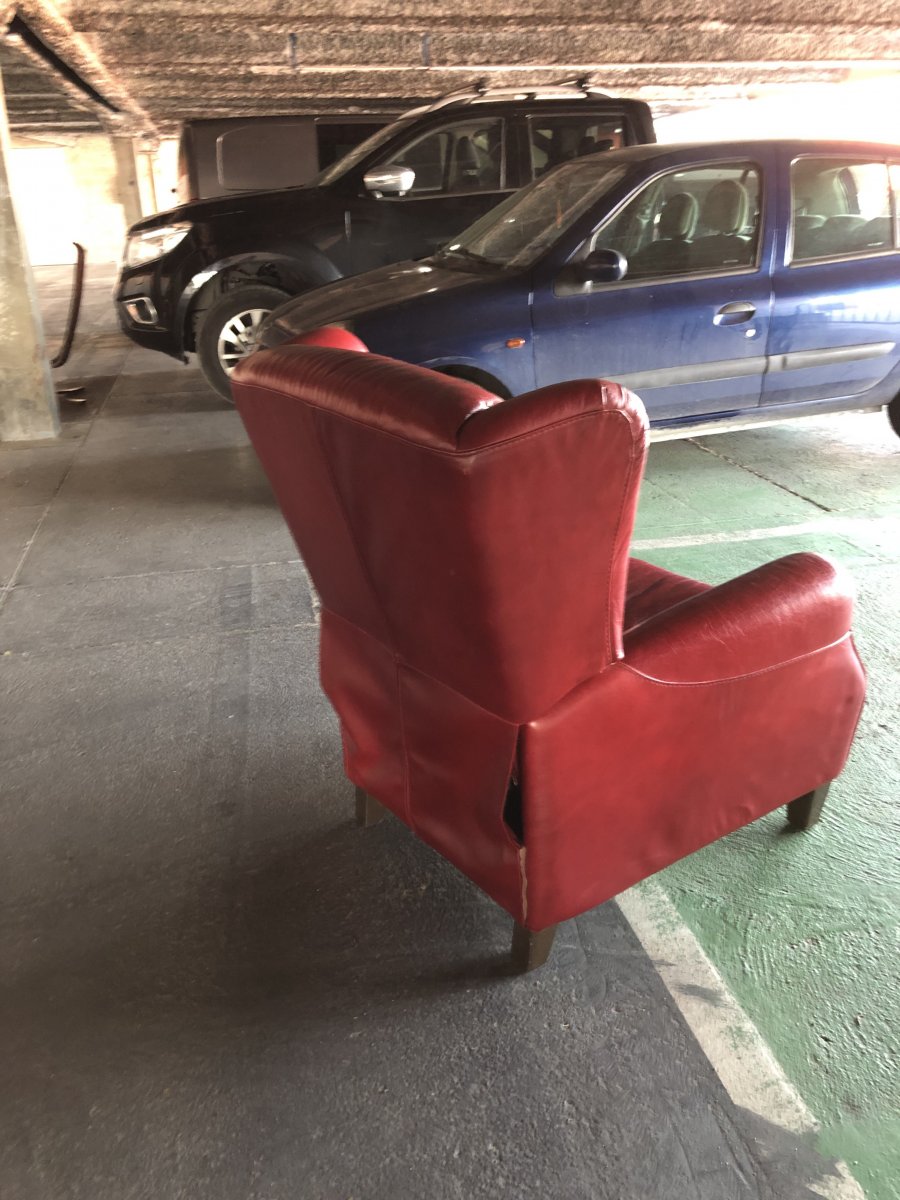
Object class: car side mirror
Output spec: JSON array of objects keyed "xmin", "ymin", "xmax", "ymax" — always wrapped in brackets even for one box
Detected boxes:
[
  {"xmin": 363, "ymin": 167, "xmax": 416, "ymax": 197},
  {"xmin": 554, "ymin": 248, "xmax": 628, "ymax": 296},
  {"xmin": 579, "ymin": 248, "xmax": 628, "ymax": 283}
]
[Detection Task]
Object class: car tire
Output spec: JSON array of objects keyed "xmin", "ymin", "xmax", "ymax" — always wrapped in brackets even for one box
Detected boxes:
[
  {"xmin": 888, "ymin": 394, "xmax": 900, "ymax": 439},
  {"xmin": 196, "ymin": 284, "xmax": 290, "ymax": 400}
]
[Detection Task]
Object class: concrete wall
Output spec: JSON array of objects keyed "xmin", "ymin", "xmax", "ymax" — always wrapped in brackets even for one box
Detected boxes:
[{"xmin": 6, "ymin": 134, "xmax": 178, "ymax": 266}]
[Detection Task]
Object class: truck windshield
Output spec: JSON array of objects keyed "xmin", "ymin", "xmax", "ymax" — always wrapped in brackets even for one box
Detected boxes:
[
  {"xmin": 436, "ymin": 159, "xmax": 626, "ymax": 269},
  {"xmin": 313, "ymin": 117, "xmax": 416, "ymax": 187}
]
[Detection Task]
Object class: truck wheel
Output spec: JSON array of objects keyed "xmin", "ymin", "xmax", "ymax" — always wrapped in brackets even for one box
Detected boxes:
[
  {"xmin": 888, "ymin": 394, "xmax": 900, "ymax": 439},
  {"xmin": 196, "ymin": 284, "xmax": 290, "ymax": 399}
]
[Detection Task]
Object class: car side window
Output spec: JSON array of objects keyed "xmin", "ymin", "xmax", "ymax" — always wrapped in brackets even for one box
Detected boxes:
[
  {"xmin": 790, "ymin": 158, "xmax": 894, "ymax": 262},
  {"xmin": 528, "ymin": 115, "xmax": 623, "ymax": 180},
  {"xmin": 584, "ymin": 162, "xmax": 762, "ymax": 281},
  {"xmin": 376, "ymin": 118, "xmax": 505, "ymax": 195}
]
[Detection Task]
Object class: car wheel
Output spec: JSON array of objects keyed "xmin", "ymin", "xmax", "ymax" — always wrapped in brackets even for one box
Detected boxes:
[
  {"xmin": 436, "ymin": 365, "xmax": 511, "ymax": 400},
  {"xmin": 196, "ymin": 285, "xmax": 290, "ymax": 400},
  {"xmin": 888, "ymin": 394, "xmax": 900, "ymax": 439}
]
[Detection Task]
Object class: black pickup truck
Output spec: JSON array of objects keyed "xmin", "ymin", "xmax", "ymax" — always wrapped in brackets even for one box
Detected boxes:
[{"xmin": 115, "ymin": 84, "xmax": 655, "ymax": 397}]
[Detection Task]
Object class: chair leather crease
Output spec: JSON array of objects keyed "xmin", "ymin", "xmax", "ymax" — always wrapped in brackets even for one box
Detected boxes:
[{"xmin": 232, "ymin": 329, "xmax": 867, "ymax": 951}]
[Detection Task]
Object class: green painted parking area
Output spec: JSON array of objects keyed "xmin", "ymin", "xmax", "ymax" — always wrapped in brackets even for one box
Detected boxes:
[{"xmin": 635, "ymin": 413, "xmax": 900, "ymax": 1200}]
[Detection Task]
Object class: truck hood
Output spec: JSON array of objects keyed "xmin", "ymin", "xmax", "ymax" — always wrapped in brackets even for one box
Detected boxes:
[
  {"xmin": 262, "ymin": 258, "xmax": 485, "ymax": 346},
  {"xmin": 126, "ymin": 182, "xmax": 327, "ymax": 234}
]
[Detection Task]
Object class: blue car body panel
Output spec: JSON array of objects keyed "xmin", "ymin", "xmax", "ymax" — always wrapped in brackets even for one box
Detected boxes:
[
  {"xmin": 763, "ymin": 260, "xmax": 900, "ymax": 409},
  {"xmin": 355, "ymin": 273, "xmax": 536, "ymax": 397},
  {"xmin": 762, "ymin": 158, "xmax": 900, "ymax": 409},
  {"xmin": 531, "ymin": 268, "xmax": 775, "ymax": 420}
]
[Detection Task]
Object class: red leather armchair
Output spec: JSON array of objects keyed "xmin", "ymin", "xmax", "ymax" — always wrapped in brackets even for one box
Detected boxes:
[{"xmin": 233, "ymin": 331, "xmax": 866, "ymax": 972}]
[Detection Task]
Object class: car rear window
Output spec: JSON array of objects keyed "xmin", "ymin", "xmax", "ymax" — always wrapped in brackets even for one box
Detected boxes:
[
  {"xmin": 790, "ymin": 158, "xmax": 896, "ymax": 262},
  {"xmin": 527, "ymin": 115, "xmax": 624, "ymax": 180}
]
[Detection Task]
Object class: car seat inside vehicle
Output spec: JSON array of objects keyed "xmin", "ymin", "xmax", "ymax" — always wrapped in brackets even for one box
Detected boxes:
[
  {"xmin": 689, "ymin": 179, "xmax": 754, "ymax": 269},
  {"xmin": 628, "ymin": 191, "xmax": 699, "ymax": 276}
]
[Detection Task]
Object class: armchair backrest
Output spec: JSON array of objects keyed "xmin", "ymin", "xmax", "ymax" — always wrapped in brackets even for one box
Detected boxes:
[{"xmin": 233, "ymin": 345, "xmax": 648, "ymax": 723}]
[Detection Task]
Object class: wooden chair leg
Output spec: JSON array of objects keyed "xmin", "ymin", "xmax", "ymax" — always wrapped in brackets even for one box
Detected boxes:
[
  {"xmin": 786, "ymin": 782, "xmax": 831, "ymax": 830},
  {"xmin": 511, "ymin": 922, "xmax": 558, "ymax": 973},
  {"xmin": 355, "ymin": 786, "xmax": 386, "ymax": 827}
]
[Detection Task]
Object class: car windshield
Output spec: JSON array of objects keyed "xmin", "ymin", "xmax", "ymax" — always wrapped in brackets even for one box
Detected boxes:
[
  {"xmin": 312, "ymin": 117, "xmax": 417, "ymax": 187},
  {"xmin": 436, "ymin": 159, "xmax": 627, "ymax": 269}
]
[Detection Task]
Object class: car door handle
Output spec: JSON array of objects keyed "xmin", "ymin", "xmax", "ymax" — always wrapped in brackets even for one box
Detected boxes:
[{"xmin": 714, "ymin": 302, "xmax": 756, "ymax": 326}]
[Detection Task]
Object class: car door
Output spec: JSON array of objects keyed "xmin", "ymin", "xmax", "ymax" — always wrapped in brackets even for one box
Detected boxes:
[
  {"xmin": 762, "ymin": 151, "xmax": 900, "ymax": 409},
  {"xmin": 345, "ymin": 115, "xmax": 513, "ymax": 271},
  {"xmin": 530, "ymin": 155, "xmax": 775, "ymax": 423}
]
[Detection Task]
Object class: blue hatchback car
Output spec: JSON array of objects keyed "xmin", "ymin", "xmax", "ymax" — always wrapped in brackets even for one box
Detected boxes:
[{"xmin": 260, "ymin": 140, "xmax": 900, "ymax": 440}]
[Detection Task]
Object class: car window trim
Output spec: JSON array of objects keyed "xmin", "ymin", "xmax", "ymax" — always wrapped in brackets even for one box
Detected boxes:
[
  {"xmin": 787, "ymin": 153, "xmax": 898, "ymax": 268},
  {"xmin": 560, "ymin": 156, "xmax": 767, "ymax": 294},
  {"xmin": 374, "ymin": 186, "xmax": 516, "ymax": 204},
  {"xmin": 556, "ymin": 261, "xmax": 764, "ymax": 298},
  {"xmin": 787, "ymin": 245, "xmax": 900, "ymax": 269}
]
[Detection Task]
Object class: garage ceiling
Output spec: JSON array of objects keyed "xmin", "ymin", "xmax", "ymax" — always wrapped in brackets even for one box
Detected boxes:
[{"xmin": 2, "ymin": 0, "xmax": 899, "ymax": 138}]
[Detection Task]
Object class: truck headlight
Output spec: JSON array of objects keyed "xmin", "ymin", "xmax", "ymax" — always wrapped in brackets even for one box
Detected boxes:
[{"xmin": 124, "ymin": 222, "xmax": 191, "ymax": 268}]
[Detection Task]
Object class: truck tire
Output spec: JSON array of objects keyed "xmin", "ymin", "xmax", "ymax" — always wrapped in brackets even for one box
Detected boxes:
[{"xmin": 196, "ymin": 284, "xmax": 290, "ymax": 400}]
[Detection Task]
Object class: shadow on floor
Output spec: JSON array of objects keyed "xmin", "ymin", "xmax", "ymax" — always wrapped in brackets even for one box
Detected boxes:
[
  {"xmin": 55, "ymin": 443, "xmax": 279, "ymax": 510},
  {"xmin": 3, "ymin": 800, "xmax": 847, "ymax": 1200}
]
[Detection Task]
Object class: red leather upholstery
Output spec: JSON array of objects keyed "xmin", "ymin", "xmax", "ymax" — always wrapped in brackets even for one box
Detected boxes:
[
  {"xmin": 287, "ymin": 325, "xmax": 370, "ymax": 353},
  {"xmin": 233, "ymin": 341, "xmax": 867, "ymax": 933}
]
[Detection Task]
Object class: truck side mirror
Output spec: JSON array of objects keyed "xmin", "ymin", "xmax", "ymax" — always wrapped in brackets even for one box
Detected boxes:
[{"xmin": 363, "ymin": 167, "xmax": 416, "ymax": 197}]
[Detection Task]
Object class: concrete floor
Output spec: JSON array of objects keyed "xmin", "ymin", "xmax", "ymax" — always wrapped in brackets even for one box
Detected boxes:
[{"xmin": 1, "ymin": 266, "xmax": 897, "ymax": 1200}]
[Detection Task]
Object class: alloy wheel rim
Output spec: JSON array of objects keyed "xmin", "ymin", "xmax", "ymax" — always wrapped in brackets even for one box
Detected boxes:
[{"xmin": 217, "ymin": 307, "xmax": 271, "ymax": 374}]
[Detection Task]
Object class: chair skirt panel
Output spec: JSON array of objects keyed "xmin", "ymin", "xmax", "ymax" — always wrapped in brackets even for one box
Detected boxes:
[
  {"xmin": 319, "ymin": 609, "xmax": 406, "ymax": 809},
  {"xmin": 320, "ymin": 609, "xmax": 526, "ymax": 920},
  {"xmin": 520, "ymin": 635, "xmax": 867, "ymax": 930}
]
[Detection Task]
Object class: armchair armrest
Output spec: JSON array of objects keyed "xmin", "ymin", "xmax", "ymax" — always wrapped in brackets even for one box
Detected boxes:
[{"xmin": 624, "ymin": 552, "xmax": 855, "ymax": 683}]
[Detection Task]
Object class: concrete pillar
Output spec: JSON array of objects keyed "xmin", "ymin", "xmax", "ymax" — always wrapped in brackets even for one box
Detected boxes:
[
  {"xmin": 136, "ymin": 143, "xmax": 159, "ymax": 216},
  {"xmin": 0, "ymin": 67, "xmax": 58, "ymax": 442},
  {"xmin": 112, "ymin": 135, "xmax": 143, "ymax": 228}
]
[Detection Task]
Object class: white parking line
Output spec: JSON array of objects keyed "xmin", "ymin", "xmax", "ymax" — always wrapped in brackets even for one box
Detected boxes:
[
  {"xmin": 617, "ymin": 881, "xmax": 866, "ymax": 1200},
  {"xmin": 632, "ymin": 513, "xmax": 900, "ymax": 551}
]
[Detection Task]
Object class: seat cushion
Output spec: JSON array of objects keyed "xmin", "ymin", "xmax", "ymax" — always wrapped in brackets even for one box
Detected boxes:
[{"xmin": 624, "ymin": 557, "xmax": 710, "ymax": 633}]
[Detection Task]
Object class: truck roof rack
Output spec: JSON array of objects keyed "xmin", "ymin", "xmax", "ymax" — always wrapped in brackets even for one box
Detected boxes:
[{"xmin": 403, "ymin": 78, "xmax": 614, "ymax": 118}]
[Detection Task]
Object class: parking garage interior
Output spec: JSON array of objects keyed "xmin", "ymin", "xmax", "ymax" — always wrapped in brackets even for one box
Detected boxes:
[{"xmin": 1, "ymin": 6, "xmax": 898, "ymax": 1200}]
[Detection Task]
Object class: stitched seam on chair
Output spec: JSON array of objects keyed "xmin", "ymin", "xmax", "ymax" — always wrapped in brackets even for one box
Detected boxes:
[
  {"xmin": 604, "ymin": 410, "xmax": 645, "ymax": 665},
  {"xmin": 504, "ymin": 731, "xmax": 529, "ymax": 924},
  {"xmin": 322, "ymin": 608, "xmax": 526, "ymax": 726},
  {"xmin": 325, "ymin": 607, "xmax": 645, "ymax": 729},
  {"xmin": 455, "ymin": 407, "xmax": 636, "ymax": 454},
  {"xmin": 846, "ymin": 635, "xmax": 868, "ymax": 739},
  {"xmin": 498, "ymin": 728, "xmax": 526, "ymax": 853},
  {"xmin": 849, "ymin": 633, "xmax": 869, "ymax": 685},
  {"xmin": 243, "ymin": 382, "xmax": 633, "ymax": 457},
  {"xmin": 309, "ymin": 409, "xmax": 396, "ymax": 647},
  {"xmin": 623, "ymin": 631, "xmax": 854, "ymax": 687},
  {"xmin": 518, "ymin": 847, "xmax": 528, "ymax": 924},
  {"xmin": 396, "ymin": 661, "xmax": 416, "ymax": 834}
]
